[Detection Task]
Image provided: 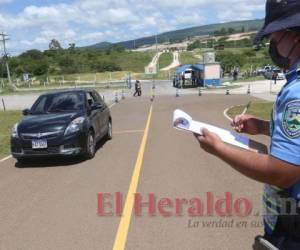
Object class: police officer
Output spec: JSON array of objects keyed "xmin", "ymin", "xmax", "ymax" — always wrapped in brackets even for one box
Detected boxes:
[{"xmin": 194, "ymin": 1, "xmax": 300, "ymax": 249}]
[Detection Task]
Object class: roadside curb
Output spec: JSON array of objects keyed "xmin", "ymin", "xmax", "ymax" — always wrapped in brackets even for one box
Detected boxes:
[
  {"xmin": 223, "ymin": 104, "xmax": 247, "ymax": 122},
  {"xmin": 109, "ymin": 103, "xmax": 116, "ymax": 109},
  {"xmin": 223, "ymin": 106, "xmax": 234, "ymax": 122},
  {"xmin": 0, "ymin": 155, "xmax": 12, "ymax": 163}
]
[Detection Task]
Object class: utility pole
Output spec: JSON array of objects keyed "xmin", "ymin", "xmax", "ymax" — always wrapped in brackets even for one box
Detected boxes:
[
  {"xmin": 155, "ymin": 35, "xmax": 159, "ymax": 74},
  {"xmin": 0, "ymin": 32, "xmax": 12, "ymax": 86}
]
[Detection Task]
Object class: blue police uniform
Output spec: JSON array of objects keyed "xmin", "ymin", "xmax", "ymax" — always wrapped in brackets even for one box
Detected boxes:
[{"xmin": 264, "ymin": 59, "xmax": 300, "ymax": 236}]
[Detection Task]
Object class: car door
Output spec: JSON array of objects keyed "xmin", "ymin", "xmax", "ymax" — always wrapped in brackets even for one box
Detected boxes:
[
  {"xmin": 86, "ymin": 92, "xmax": 101, "ymax": 139},
  {"xmin": 92, "ymin": 91, "xmax": 109, "ymax": 138}
]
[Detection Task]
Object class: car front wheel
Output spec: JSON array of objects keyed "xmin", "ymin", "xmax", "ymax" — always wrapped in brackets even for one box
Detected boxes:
[
  {"xmin": 106, "ymin": 120, "xmax": 112, "ymax": 140},
  {"xmin": 85, "ymin": 130, "xmax": 96, "ymax": 159},
  {"xmin": 16, "ymin": 158, "xmax": 29, "ymax": 165}
]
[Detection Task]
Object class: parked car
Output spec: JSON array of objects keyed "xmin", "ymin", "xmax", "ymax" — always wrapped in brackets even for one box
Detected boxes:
[
  {"xmin": 264, "ymin": 68, "xmax": 285, "ymax": 80},
  {"xmin": 11, "ymin": 89, "xmax": 112, "ymax": 163},
  {"xmin": 276, "ymin": 71, "xmax": 285, "ymax": 80},
  {"xmin": 257, "ymin": 65, "xmax": 272, "ymax": 75}
]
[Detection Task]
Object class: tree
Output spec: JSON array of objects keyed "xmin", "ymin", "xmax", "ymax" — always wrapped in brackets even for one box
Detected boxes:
[
  {"xmin": 207, "ymin": 39, "xmax": 214, "ymax": 48},
  {"xmin": 91, "ymin": 60, "xmax": 121, "ymax": 72},
  {"xmin": 68, "ymin": 43, "xmax": 76, "ymax": 53},
  {"xmin": 187, "ymin": 40, "xmax": 202, "ymax": 51},
  {"xmin": 227, "ymin": 28, "xmax": 235, "ymax": 35},
  {"xmin": 216, "ymin": 51, "xmax": 246, "ymax": 72},
  {"xmin": 111, "ymin": 44, "xmax": 125, "ymax": 52},
  {"xmin": 10, "ymin": 51, "xmax": 49, "ymax": 76},
  {"xmin": 58, "ymin": 56, "xmax": 78, "ymax": 74},
  {"xmin": 243, "ymin": 49, "xmax": 256, "ymax": 57},
  {"xmin": 20, "ymin": 49, "xmax": 43, "ymax": 60},
  {"xmin": 214, "ymin": 27, "xmax": 227, "ymax": 36},
  {"xmin": 49, "ymin": 39, "xmax": 62, "ymax": 50}
]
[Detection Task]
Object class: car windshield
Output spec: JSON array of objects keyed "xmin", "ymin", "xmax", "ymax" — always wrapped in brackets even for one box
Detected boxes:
[{"xmin": 31, "ymin": 92, "xmax": 85, "ymax": 114}]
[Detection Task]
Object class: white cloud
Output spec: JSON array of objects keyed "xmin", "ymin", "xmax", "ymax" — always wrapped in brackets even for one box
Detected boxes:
[
  {"xmin": 82, "ymin": 32, "xmax": 104, "ymax": 41},
  {"xmin": 0, "ymin": 0, "xmax": 265, "ymax": 53}
]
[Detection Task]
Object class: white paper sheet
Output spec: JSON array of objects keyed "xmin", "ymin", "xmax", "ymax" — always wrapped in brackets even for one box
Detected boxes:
[{"xmin": 173, "ymin": 109, "xmax": 251, "ymax": 151}]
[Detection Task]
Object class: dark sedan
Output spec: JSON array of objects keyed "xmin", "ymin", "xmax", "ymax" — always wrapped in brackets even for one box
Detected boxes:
[{"xmin": 11, "ymin": 89, "xmax": 112, "ymax": 163}]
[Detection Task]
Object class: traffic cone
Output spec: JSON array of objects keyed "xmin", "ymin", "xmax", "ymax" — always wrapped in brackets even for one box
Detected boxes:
[
  {"xmin": 115, "ymin": 92, "xmax": 119, "ymax": 103},
  {"xmin": 198, "ymin": 88, "xmax": 202, "ymax": 96},
  {"xmin": 150, "ymin": 95, "xmax": 154, "ymax": 102},
  {"xmin": 150, "ymin": 89, "xmax": 155, "ymax": 102},
  {"xmin": 247, "ymin": 85, "xmax": 251, "ymax": 95}
]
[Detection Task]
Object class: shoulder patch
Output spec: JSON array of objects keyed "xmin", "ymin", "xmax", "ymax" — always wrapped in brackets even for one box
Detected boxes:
[{"xmin": 282, "ymin": 100, "xmax": 300, "ymax": 138}]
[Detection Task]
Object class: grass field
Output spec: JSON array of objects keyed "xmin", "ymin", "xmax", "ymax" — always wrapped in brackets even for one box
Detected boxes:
[
  {"xmin": 237, "ymin": 76, "xmax": 266, "ymax": 82},
  {"xmin": 227, "ymin": 102, "xmax": 274, "ymax": 120},
  {"xmin": 221, "ymin": 48, "xmax": 266, "ymax": 57},
  {"xmin": 180, "ymin": 52, "xmax": 200, "ymax": 65},
  {"xmin": 58, "ymin": 71, "xmax": 130, "ymax": 82},
  {"xmin": 0, "ymin": 111, "xmax": 22, "ymax": 158},
  {"xmin": 113, "ymin": 51, "xmax": 152, "ymax": 72},
  {"xmin": 158, "ymin": 52, "xmax": 173, "ymax": 69}
]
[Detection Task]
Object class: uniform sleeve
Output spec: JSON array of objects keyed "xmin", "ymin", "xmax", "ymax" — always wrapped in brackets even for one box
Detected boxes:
[{"xmin": 271, "ymin": 84, "xmax": 300, "ymax": 166}]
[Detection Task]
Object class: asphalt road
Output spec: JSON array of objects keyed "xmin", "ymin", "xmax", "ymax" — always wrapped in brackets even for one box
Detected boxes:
[
  {"xmin": 0, "ymin": 94, "xmax": 270, "ymax": 250},
  {"xmin": 0, "ymin": 79, "xmax": 282, "ymax": 111}
]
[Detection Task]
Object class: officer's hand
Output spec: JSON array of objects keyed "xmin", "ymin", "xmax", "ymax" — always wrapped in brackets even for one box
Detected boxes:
[
  {"xmin": 194, "ymin": 129, "xmax": 224, "ymax": 155},
  {"xmin": 231, "ymin": 114, "xmax": 261, "ymax": 135}
]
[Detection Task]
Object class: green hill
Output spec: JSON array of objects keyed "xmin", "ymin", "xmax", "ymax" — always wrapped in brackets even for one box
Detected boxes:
[{"xmin": 89, "ymin": 19, "xmax": 263, "ymax": 50}]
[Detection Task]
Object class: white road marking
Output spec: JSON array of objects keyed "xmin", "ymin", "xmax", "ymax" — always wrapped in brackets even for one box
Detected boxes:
[
  {"xmin": 223, "ymin": 107, "xmax": 233, "ymax": 122},
  {"xmin": 223, "ymin": 104, "xmax": 250, "ymax": 122},
  {"xmin": 0, "ymin": 155, "xmax": 12, "ymax": 163},
  {"xmin": 109, "ymin": 103, "xmax": 116, "ymax": 108}
]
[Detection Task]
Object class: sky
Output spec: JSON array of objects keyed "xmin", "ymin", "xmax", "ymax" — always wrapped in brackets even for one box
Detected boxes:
[{"xmin": 0, "ymin": 0, "xmax": 266, "ymax": 54}]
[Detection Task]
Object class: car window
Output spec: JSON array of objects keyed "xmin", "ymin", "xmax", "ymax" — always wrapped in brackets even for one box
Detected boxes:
[
  {"xmin": 86, "ymin": 92, "xmax": 97, "ymax": 108},
  {"xmin": 31, "ymin": 92, "xmax": 85, "ymax": 113},
  {"xmin": 92, "ymin": 91, "xmax": 104, "ymax": 104},
  {"xmin": 31, "ymin": 96, "xmax": 47, "ymax": 113}
]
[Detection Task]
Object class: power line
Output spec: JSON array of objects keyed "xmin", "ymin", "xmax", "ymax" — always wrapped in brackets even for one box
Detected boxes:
[{"xmin": 0, "ymin": 32, "xmax": 12, "ymax": 86}]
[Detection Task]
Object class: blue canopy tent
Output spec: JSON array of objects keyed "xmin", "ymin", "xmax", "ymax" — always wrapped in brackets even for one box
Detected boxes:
[
  {"xmin": 174, "ymin": 64, "xmax": 204, "ymax": 88},
  {"xmin": 175, "ymin": 64, "xmax": 204, "ymax": 74}
]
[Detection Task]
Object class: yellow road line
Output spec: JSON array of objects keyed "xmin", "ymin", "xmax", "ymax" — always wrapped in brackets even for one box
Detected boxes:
[
  {"xmin": 114, "ymin": 130, "xmax": 144, "ymax": 135},
  {"xmin": 112, "ymin": 105, "xmax": 153, "ymax": 250}
]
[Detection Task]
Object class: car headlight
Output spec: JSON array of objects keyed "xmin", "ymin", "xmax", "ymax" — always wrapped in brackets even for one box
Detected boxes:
[
  {"xmin": 11, "ymin": 123, "xmax": 19, "ymax": 138},
  {"xmin": 64, "ymin": 117, "xmax": 85, "ymax": 136}
]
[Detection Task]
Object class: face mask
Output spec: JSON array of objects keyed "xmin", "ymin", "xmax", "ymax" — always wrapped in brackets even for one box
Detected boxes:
[
  {"xmin": 269, "ymin": 40, "xmax": 290, "ymax": 69},
  {"xmin": 269, "ymin": 32, "xmax": 300, "ymax": 69}
]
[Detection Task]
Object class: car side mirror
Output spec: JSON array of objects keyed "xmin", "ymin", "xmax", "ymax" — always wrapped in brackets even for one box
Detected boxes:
[
  {"xmin": 91, "ymin": 102, "xmax": 102, "ymax": 111},
  {"xmin": 23, "ymin": 109, "xmax": 30, "ymax": 116}
]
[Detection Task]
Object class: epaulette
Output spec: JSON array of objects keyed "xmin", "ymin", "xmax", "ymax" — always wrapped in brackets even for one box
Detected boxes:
[{"xmin": 297, "ymin": 68, "xmax": 300, "ymax": 79}]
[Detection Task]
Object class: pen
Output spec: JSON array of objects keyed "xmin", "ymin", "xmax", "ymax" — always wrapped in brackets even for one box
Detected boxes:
[{"xmin": 241, "ymin": 101, "xmax": 251, "ymax": 116}]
